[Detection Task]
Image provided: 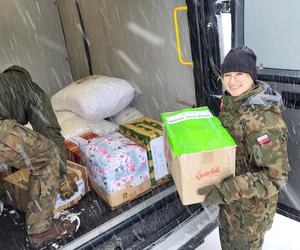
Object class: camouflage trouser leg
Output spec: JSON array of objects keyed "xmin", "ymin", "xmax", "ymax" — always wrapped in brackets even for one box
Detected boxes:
[
  {"xmin": 219, "ymin": 226, "xmax": 264, "ymax": 250},
  {"xmin": 218, "ymin": 195, "xmax": 278, "ymax": 250},
  {"xmin": 0, "ymin": 120, "xmax": 60, "ymax": 235}
]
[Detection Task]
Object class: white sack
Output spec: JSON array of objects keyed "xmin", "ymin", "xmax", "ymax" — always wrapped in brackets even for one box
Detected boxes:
[
  {"xmin": 86, "ymin": 120, "xmax": 119, "ymax": 136},
  {"xmin": 55, "ymin": 111, "xmax": 119, "ymax": 139},
  {"xmin": 51, "ymin": 75, "xmax": 135, "ymax": 121},
  {"xmin": 111, "ymin": 106, "xmax": 144, "ymax": 125},
  {"xmin": 55, "ymin": 111, "xmax": 90, "ymax": 139}
]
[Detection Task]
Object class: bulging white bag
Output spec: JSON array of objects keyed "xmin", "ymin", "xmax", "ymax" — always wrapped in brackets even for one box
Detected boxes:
[
  {"xmin": 55, "ymin": 111, "xmax": 90, "ymax": 139},
  {"xmin": 51, "ymin": 75, "xmax": 135, "ymax": 121},
  {"xmin": 111, "ymin": 106, "xmax": 144, "ymax": 125},
  {"xmin": 55, "ymin": 111, "xmax": 119, "ymax": 139}
]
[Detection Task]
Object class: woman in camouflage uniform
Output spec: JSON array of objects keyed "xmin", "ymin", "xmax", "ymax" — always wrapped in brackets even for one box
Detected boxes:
[{"xmin": 198, "ymin": 47, "xmax": 290, "ymax": 250}]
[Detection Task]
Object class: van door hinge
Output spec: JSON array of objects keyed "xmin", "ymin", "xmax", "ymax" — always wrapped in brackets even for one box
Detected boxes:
[{"xmin": 215, "ymin": 0, "xmax": 231, "ymax": 15}]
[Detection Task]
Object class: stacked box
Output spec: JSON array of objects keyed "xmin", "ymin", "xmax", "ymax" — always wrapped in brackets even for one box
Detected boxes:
[
  {"xmin": 80, "ymin": 132, "xmax": 151, "ymax": 208},
  {"xmin": 161, "ymin": 107, "xmax": 236, "ymax": 205},
  {"xmin": 119, "ymin": 117, "xmax": 171, "ymax": 187},
  {"xmin": 90, "ymin": 177, "xmax": 151, "ymax": 209},
  {"xmin": 65, "ymin": 132, "xmax": 99, "ymax": 164},
  {"xmin": 3, "ymin": 161, "xmax": 89, "ymax": 214}
]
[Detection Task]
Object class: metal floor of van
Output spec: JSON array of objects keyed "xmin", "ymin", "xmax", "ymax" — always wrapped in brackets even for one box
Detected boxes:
[{"xmin": 0, "ymin": 182, "xmax": 217, "ymax": 250}]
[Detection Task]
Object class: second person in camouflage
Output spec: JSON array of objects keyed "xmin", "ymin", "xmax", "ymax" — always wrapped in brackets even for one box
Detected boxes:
[
  {"xmin": 0, "ymin": 66, "xmax": 79, "ymax": 249},
  {"xmin": 198, "ymin": 47, "xmax": 290, "ymax": 250}
]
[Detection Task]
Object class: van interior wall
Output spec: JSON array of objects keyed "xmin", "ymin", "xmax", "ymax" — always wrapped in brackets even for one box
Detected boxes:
[
  {"xmin": 57, "ymin": 0, "xmax": 90, "ymax": 80},
  {"xmin": 58, "ymin": 0, "xmax": 196, "ymax": 120},
  {"xmin": 0, "ymin": 0, "xmax": 72, "ymax": 96}
]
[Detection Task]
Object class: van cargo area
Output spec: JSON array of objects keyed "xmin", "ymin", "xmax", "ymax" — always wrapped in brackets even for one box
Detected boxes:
[{"xmin": 0, "ymin": 182, "xmax": 218, "ymax": 250}]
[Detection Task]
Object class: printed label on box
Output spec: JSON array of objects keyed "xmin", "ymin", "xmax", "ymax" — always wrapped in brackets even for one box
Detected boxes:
[
  {"xmin": 55, "ymin": 178, "xmax": 85, "ymax": 208},
  {"xmin": 150, "ymin": 136, "xmax": 168, "ymax": 180},
  {"xmin": 166, "ymin": 110, "xmax": 213, "ymax": 124}
]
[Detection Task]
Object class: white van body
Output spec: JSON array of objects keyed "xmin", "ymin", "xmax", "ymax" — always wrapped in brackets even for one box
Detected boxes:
[{"xmin": 0, "ymin": 0, "xmax": 300, "ymax": 249}]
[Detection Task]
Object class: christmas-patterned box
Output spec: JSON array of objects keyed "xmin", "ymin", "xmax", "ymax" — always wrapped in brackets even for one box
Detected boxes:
[
  {"xmin": 65, "ymin": 132, "xmax": 99, "ymax": 164},
  {"xmin": 119, "ymin": 117, "xmax": 171, "ymax": 187},
  {"xmin": 80, "ymin": 132, "xmax": 151, "ymax": 208}
]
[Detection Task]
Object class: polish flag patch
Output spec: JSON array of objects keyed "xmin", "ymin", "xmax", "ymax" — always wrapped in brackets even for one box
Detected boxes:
[{"xmin": 257, "ymin": 134, "xmax": 270, "ymax": 145}]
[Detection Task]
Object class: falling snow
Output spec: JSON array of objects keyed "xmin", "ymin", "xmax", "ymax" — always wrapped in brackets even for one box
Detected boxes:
[{"xmin": 0, "ymin": 1, "xmax": 299, "ymax": 250}]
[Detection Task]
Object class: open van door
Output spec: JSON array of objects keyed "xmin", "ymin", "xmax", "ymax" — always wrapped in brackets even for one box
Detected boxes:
[
  {"xmin": 187, "ymin": 1, "xmax": 300, "ymax": 248},
  {"xmin": 230, "ymin": 0, "xmax": 300, "ymax": 220},
  {"xmin": 190, "ymin": 0, "xmax": 300, "ymax": 220},
  {"xmin": 185, "ymin": 0, "xmax": 225, "ymax": 116}
]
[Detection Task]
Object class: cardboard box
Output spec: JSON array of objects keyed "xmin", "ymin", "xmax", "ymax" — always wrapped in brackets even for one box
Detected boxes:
[
  {"xmin": 3, "ymin": 161, "xmax": 89, "ymax": 214},
  {"xmin": 90, "ymin": 177, "xmax": 151, "ymax": 209},
  {"xmin": 161, "ymin": 107, "xmax": 236, "ymax": 205},
  {"xmin": 65, "ymin": 132, "xmax": 99, "ymax": 164},
  {"xmin": 168, "ymin": 147, "xmax": 235, "ymax": 205},
  {"xmin": 80, "ymin": 132, "xmax": 152, "ymax": 208},
  {"xmin": 119, "ymin": 117, "xmax": 172, "ymax": 187}
]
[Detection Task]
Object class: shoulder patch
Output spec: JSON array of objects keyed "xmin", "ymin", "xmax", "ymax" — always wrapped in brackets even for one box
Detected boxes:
[{"xmin": 256, "ymin": 134, "xmax": 270, "ymax": 145}]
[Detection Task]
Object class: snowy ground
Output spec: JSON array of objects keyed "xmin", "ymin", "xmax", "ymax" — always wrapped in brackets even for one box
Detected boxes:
[{"xmin": 196, "ymin": 213, "xmax": 300, "ymax": 250}]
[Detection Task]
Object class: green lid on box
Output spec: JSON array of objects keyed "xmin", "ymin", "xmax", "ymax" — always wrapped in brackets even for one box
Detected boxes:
[{"xmin": 161, "ymin": 107, "xmax": 236, "ymax": 156}]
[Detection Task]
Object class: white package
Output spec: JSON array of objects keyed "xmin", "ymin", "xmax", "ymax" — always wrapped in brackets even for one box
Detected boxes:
[
  {"xmin": 55, "ymin": 111, "xmax": 80, "ymax": 126},
  {"xmin": 51, "ymin": 75, "xmax": 135, "ymax": 121},
  {"xmin": 86, "ymin": 120, "xmax": 119, "ymax": 136},
  {"xmin": 55, "ymin": 111, "xmax": 119, "ymax": 139},
  {"xmin": 55, "ymin": 111, "xmax": 91, "ymax": 139},
  {"xmin": 111, "ymin": 106, "xmax": 144, "ymax": 125}
]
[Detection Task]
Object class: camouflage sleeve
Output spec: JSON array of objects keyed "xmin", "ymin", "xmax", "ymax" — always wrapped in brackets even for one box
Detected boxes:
[
  {"xmin": 28, "ymin": 85, "xmax": 67, "ymax": 178},
  {"xmin": 217, "ymin": 110, "xmax": 290, "ymax": 204}
]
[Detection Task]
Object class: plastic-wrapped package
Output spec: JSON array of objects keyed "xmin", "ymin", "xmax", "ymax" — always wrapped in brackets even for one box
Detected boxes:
[
  {"xmin": 111, "ymin": 106, "xmax": 144, "ymax": 125},
  {"xmin": 55, "ymin": 111, "xmax": 90, "ymax": 139},
  {"xmin": 87, "ymin": 120, "xmax": 118, "ymax": 136},
  {"xmin": 55, "ymin": 111, "xmax": 118, "ymax": 139},
  {"xmin": 80, "ymin": 132, "xmax": 150, "ymax": 193}
]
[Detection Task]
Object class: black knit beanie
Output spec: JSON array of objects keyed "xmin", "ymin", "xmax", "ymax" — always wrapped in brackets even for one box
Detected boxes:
[
  {"xmin": 221, "ymin": 46, "xmax": 257, "ymax": 81},
  {"xmin": 3, "ymin": 65, "xmax": 32, "ymax": 80}
]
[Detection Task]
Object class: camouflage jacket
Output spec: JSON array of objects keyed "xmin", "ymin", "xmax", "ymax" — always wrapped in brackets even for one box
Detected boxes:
[
  {"xmin": 0, "ymin": 65, "xmax": 66, "ymax": 176},
  {"xmin": 217, "ymin": 81, "xmax": 290, "ymax": 203}
]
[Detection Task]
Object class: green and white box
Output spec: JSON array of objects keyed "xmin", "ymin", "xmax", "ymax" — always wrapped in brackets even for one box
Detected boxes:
[{"xmin": 161, "ymin": 107, "xmax": 236, "ymax": 205}]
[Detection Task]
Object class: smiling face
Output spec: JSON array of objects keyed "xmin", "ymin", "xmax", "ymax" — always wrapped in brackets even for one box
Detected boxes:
[{"xmin": 222, "ymin": 72, "xmax": 254, "ymax": 96}]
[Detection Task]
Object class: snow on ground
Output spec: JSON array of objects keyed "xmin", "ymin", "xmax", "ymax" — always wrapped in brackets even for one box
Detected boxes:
[{"xmin": 196, "ymin": 213, "xmax": 300, "ymax": 250}]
